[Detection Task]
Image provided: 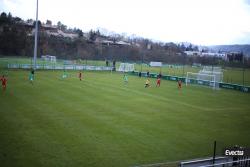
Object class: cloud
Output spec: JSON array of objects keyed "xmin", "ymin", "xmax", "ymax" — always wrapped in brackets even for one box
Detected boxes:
[
  {"xmin": 1, "ymin": 0, "xmax": 250, "ymax": 45},
  {"xmin": 1, "ymin": 0, "xmax": 35, "ymax": 20}
]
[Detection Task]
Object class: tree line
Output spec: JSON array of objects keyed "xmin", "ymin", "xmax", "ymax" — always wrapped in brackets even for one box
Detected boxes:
[{"xmin": 0, "ymin": 12, "xmax": 249, "ymax": 67}]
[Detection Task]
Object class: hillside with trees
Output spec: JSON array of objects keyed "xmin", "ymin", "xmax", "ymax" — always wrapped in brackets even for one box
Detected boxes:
[
  {"xmin": 0, "ymin": 12, "xmax": 249, "ymax": 67},
  {"xmin": 0, "ymin": 12, "xmax": 200, "ymax": 64}
]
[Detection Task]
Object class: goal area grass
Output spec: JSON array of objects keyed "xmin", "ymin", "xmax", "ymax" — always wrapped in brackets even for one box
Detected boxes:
[{"xmin": 0, "ymin": 70, "xmax": 250, "ymax": 167}]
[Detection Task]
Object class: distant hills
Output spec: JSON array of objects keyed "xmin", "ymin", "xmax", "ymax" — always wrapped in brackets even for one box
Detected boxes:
[
  {"xmin": 208, "ymin": 45, "xmax": 250, "ymax": 57},
  {"xmin": 1, "ymin": 11, "xmax": 250, "ymax": 67}
]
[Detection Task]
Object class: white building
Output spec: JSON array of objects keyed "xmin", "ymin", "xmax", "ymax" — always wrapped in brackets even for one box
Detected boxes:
[
  {"xmin": 184, "ymin": 51, "xmax": 201, "ymax": 56},
  {"xmin": 41, "ymin": 55, "xmax": 56, "ymax": 62},
  {"xmin": 184, "ymin": 51, "xmax": 227, "ymax": 60},
  {"xmin": 201, "ymin": 52, "xmax": 227, "ymax": 60}
]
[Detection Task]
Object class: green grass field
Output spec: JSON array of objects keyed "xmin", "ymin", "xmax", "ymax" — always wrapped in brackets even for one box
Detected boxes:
[
  {"xmin": 1, "ymin": 57, "xmax": 250, "ymax": 86},
  {"xmin": 0, "ymin": 70, "xmax": 250, "ymax": 167}
]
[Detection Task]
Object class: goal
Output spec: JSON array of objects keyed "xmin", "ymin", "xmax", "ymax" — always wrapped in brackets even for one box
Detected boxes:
[
  {"xmin": 117, "ymin": 63, "xmax": 135, "ymax": 72},
  {"xmin": 200, "ymin": 66, "xmax": 223, "ymax": 83},
  {"xmin": 186, "ymin": 72, "xmax": 217, "ymax": 89},
  {"xmin": 186, "ymin": 66, "xmax": 223, "ymax": 89}
]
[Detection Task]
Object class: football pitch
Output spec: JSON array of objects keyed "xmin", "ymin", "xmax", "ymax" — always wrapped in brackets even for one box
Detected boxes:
[
  {"xmin": 1, "ymin": 57, "xmax": 250, "ymax": 86},
  {"xmin": 0, "ymin": 70, "xmax": 250, "ymax": 167}
]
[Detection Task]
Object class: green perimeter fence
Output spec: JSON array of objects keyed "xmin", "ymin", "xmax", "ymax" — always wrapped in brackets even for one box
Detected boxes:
[{"xmin": 129, "ymin": 71, "xmax": 250, "ymax": 93}]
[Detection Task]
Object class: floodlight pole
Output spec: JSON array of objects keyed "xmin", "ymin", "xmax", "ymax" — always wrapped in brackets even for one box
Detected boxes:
[
  {"xmin": 182, "ymin": 54, "xmax": 185, "ymax": 76},
  {"xmin": 33, "ymin": 0, "xmax": 39, "ymax": 70},
  {"xmin": 242, "ymin": 53, "xmax": 245, "ymax": 86},
  {"xmin": 212, "ymin": 140, "xmax": 216, "ymax": 165},
  {"xmin": 140, "ymin": 53, "xmax": 143, "ymax": 72}
]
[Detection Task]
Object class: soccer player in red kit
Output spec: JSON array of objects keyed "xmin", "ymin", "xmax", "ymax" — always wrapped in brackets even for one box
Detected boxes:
[
  {"xmin": 79, "ymin": 71, "xmax": 83, "ymax": 81},
  {"xmin": 178, "ymin": 80, "xmax": 182, "ymax": 90},
  {"xmin": 156, "ymin": 77, "xmax": 161, "ymax": 87},
  {"xmin": 0, "ymin": 75, "xmax": 7, "ymax": 92}
]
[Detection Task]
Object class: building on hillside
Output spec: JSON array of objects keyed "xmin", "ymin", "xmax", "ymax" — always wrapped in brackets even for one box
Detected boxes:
[
  {"xmin": 184, "ymin": 51, "xmax": 201, "ymax": 56},
  {"xmin": 94, "ymin": 37, "xmax": 131, "ymax": 46},
  {"xmin": 226, "ymin": 52, "xmax": 243, "ymax": 62},
  {"xmin": 115, "ymin": 41, "xmax": 131, "ymax": 46},
  {"xmin": 184, "ymin": 51, "xmax": 227, "ymax": 60},
  {"xmin": 41, "ymin": 24, "xmax": 58, "ymax": 32},
  {"xmin": 201, "ymin": 52, "xmax": 227, "ymax": 60},
  {"xmin": 24, "ymin": 20, "xmax": 78, "ymax": 39}
]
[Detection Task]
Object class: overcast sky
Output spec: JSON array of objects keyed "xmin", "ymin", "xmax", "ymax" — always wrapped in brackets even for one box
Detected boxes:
[{"xmin": 1, "ymin": 0, "xmax": 250, "ymax": 45}]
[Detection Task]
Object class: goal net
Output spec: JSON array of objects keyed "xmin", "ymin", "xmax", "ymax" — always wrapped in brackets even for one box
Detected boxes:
[
  {"xmin": 186, "ymin": 66, "xmax": 223, "ymax": 89},
  {"xmin": 186, "ymin": 72, "xmax": 217, "ymax": 89},
  {"xmin": 118, "ymin": 63, "xmax": 135, "ymax": 72},
  {"xmin": 201, "ymin": 66, "xmax": 223, "ymax": 81}
]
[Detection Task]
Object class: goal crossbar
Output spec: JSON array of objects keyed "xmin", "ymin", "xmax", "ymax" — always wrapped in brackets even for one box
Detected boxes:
[
  {"xmin": 186, "ymin": 72, "xmax": 216, "ymax": 77},
  {"xmin": 200, "ymin": 70, "xmax": 222, "ymax": 74}
]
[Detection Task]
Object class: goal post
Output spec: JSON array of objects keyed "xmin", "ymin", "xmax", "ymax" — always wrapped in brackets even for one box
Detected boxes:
[{"xmin": 186, "ymin": 72, "xmax": 216, "ymax": 89}]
